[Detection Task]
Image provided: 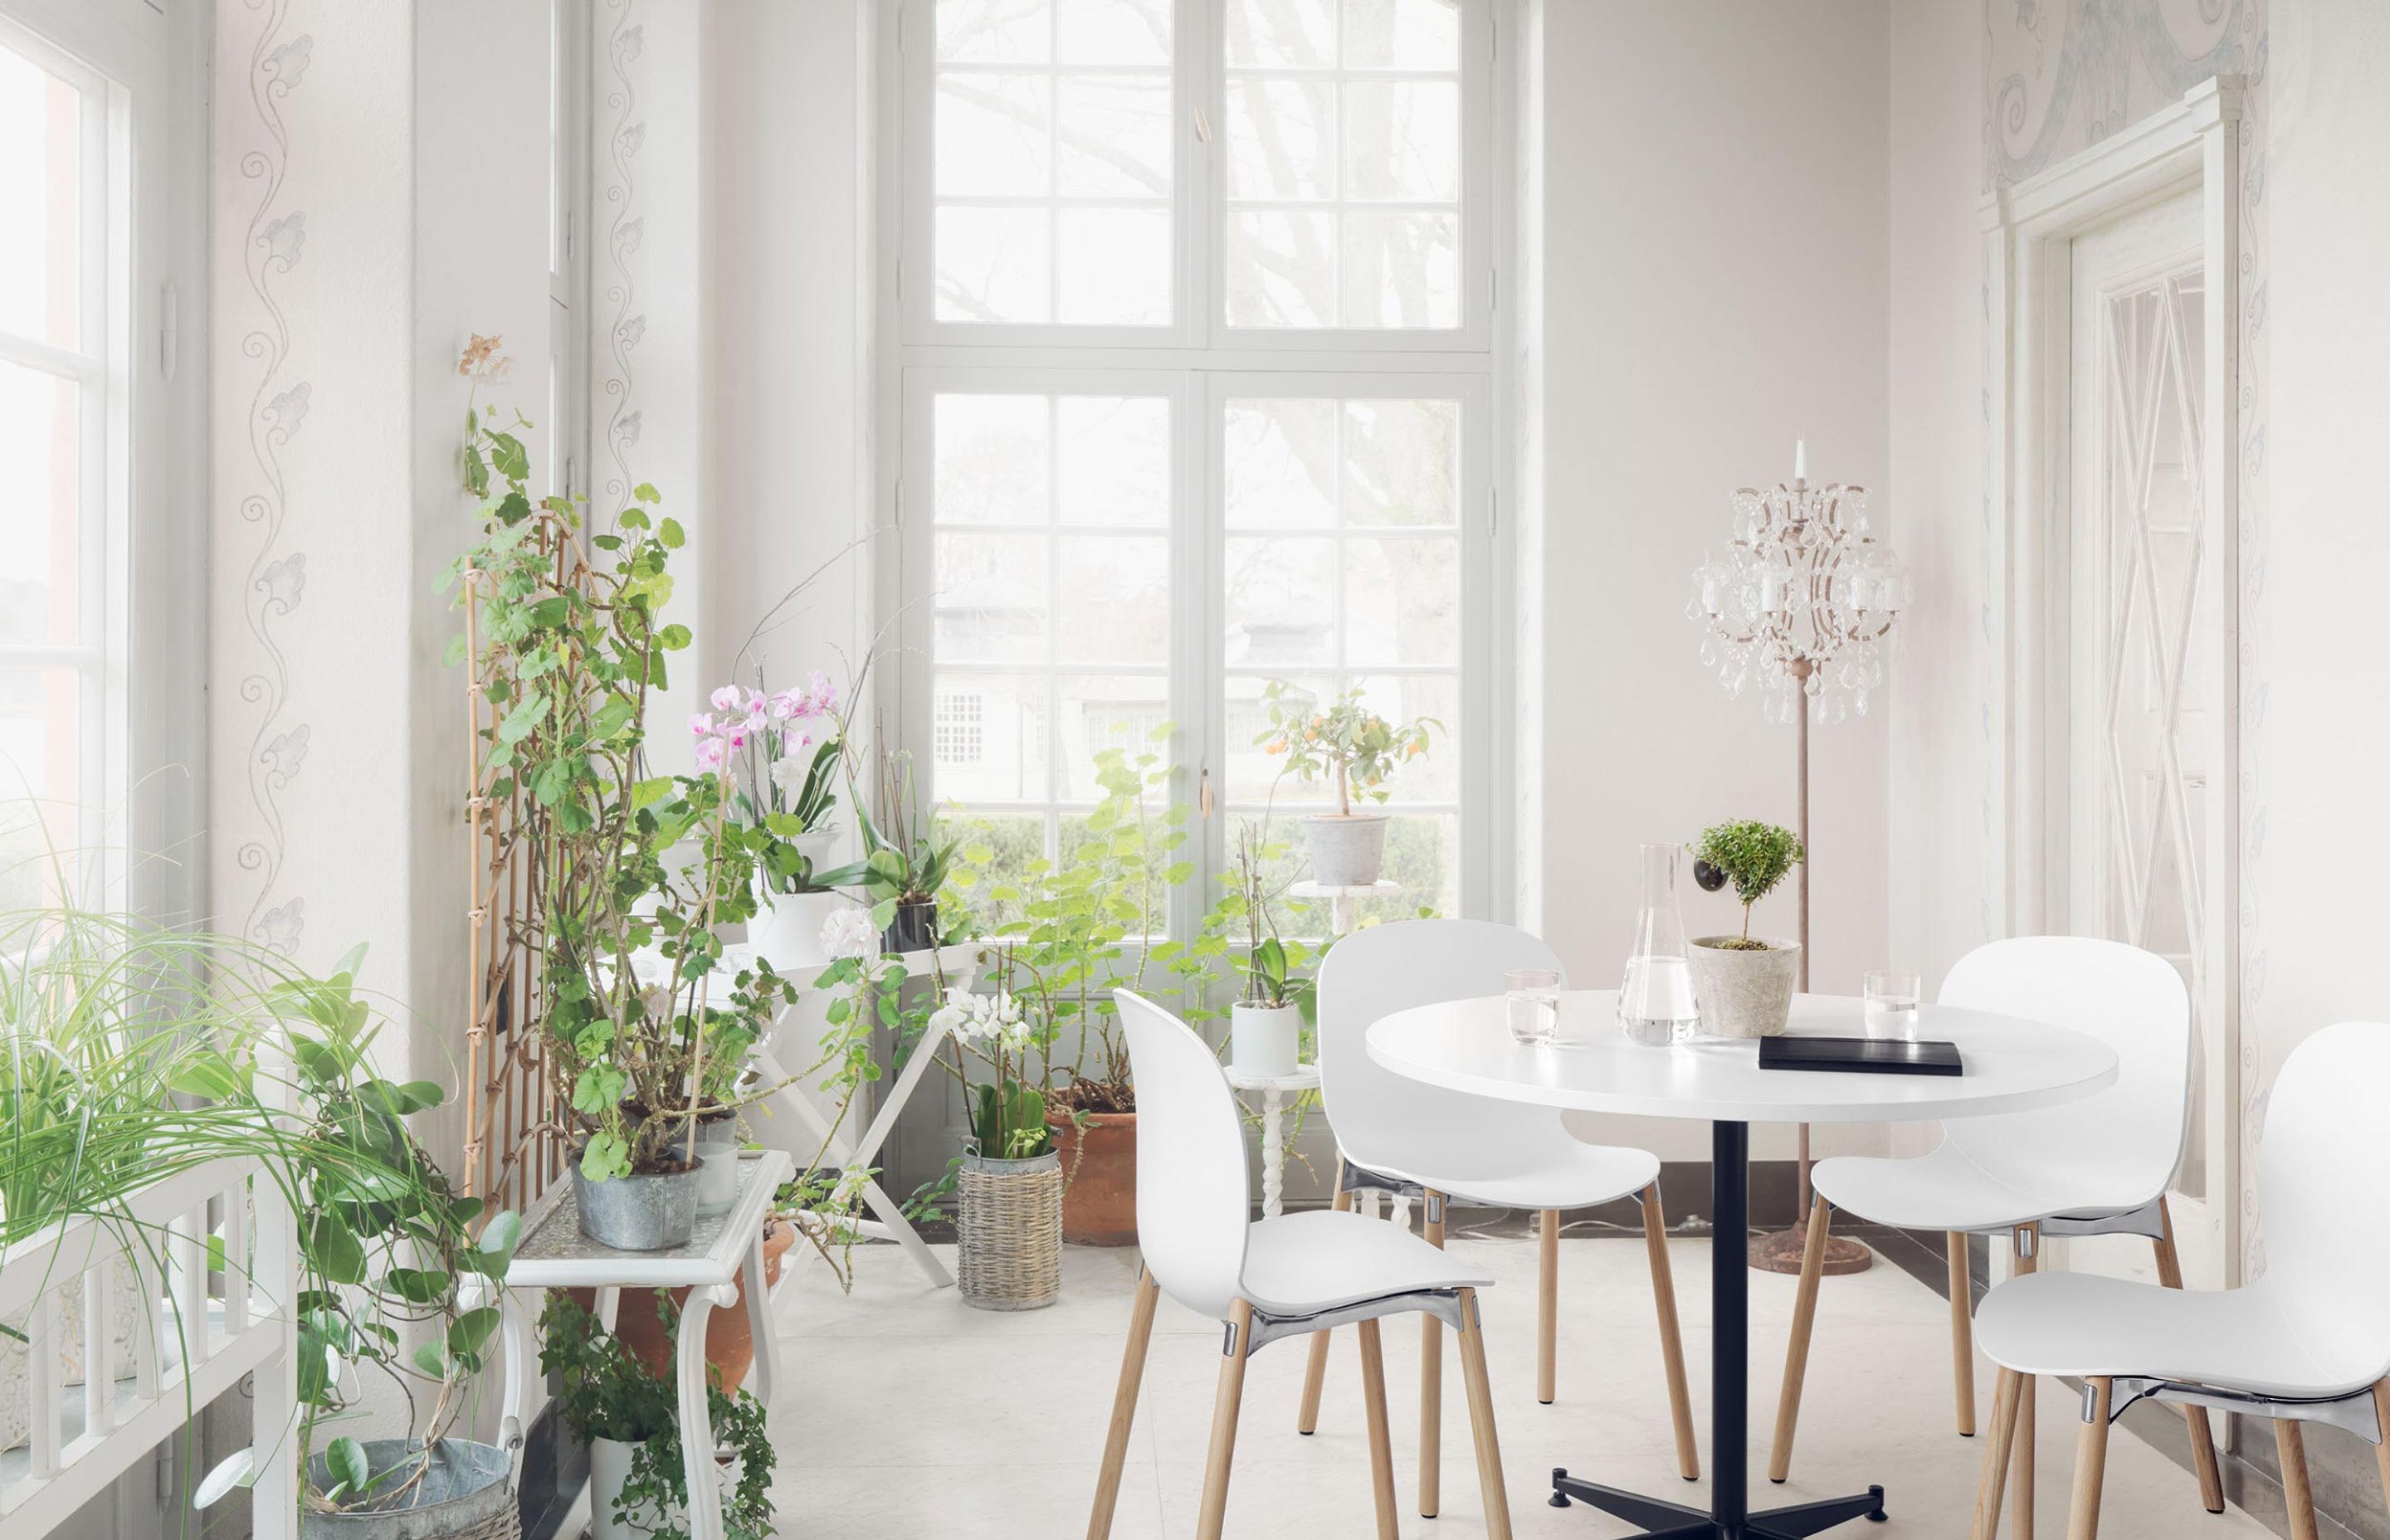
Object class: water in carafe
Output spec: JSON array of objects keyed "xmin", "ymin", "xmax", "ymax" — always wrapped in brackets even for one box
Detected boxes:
[{"xmin": 1619, "ymin": 842, "xmax": 1701, "ymax": 1045}]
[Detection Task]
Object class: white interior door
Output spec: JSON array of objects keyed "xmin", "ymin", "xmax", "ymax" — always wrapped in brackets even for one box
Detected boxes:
[{"xmin": 2062, "ymin": 190, "xmax": 2234, "ymax": 1288}]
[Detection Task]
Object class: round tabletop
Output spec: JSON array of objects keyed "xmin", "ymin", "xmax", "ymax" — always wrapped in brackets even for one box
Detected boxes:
[{"xmin": 1366, "ymin": 990, "xmax": 2118, "ymax": 1124}]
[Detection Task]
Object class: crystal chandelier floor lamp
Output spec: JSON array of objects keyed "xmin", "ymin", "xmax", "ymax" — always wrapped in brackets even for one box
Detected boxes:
[{"xmin": 1691, "ymin": 440, "xmax": 1908, "ymax": 1275}]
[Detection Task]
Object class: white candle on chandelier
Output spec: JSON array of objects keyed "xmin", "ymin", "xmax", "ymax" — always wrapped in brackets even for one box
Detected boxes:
[{"xmin": 1792, "ymin": 436, "xmax": 1807, "ymax": 484}]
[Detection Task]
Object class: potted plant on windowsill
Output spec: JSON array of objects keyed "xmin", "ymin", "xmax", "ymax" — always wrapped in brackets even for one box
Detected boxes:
[
  {"xmin": 1685, "ymin": 819, "xmax": 1806, "ymax": 1040},
  {"xmin": 1255, "ymin": 680, "xmax": 1439, "ymax": 889},
  {"xmin": 848, "ymin": 744, "xmax": 959, "ymax": 956}
]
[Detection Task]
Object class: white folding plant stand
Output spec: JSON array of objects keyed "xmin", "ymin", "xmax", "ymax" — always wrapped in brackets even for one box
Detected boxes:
[{"xmin": 497, "ymin": 1148, "xmax": 794, "ymax": 1540}]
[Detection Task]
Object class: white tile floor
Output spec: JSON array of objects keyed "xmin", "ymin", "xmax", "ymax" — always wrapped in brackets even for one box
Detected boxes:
[{"xmin": 766, "ymin": 1230, "xmax": 2276, "ymax": 1539}]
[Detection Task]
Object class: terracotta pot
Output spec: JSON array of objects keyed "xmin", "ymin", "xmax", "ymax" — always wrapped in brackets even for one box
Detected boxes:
[
  {"xmin": 1046, "ymin": 1111, "xmax": 1137, "ymax": 1246},
  {"xmin": 581, "ymin": 1216, "xmax": 795, "ymax": 1391}
]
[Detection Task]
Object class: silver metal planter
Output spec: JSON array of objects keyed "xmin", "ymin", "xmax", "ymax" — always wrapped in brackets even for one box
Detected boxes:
[
  {"xmin": 1300, "ymin": 813, "xmax": 1390, "ymax": 887},
  {"xmin": 574, "ymin": 1159, "xmax": 704, "ymax": 1250},
  {"xmin": 301, "ymin": 1439, "xmax": 517, "ymax": 1540}
]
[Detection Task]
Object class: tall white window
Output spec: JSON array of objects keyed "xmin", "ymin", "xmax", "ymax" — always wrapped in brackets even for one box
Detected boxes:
[{"xmin": 896, "ymin": 0, "xmax": 1499, "ymax": 928}]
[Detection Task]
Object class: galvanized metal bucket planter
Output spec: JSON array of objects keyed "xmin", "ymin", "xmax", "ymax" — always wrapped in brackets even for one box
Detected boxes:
[
  {"xmin": 300, "ymin": 1439, "xmax": 516, "ymax": 1540},
  {"xmin": 956, "ymin": 1150, "xmax": 1062, "ymax": 1311},
  {"xmin": 574, "ymin": 1158, "xmax": 704, "ymax": 1250}
]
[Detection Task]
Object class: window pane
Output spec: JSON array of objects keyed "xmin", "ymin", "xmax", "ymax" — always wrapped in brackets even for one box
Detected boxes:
[
  {"xmin": 1226, "ymin": 78, "xmax": 1334, "ymax": 202},
  {"xmin": 1058, "ymin": 535, "xmax": 1168, "ymax": 665},
  {"xmin": 1225, "ymin": 399, "xmax": 1337, "ymax": 528},
  {"xmin": 935, "ymin": 530, "xmax": 1050, "ymax": 662},
  {"xmin": 935, "ymin": 393, "xmax": 1050, "ymax": 524},
  {"xmin": 1351, "ymin": 670, "xmax": 1458, "ymax": 800},
  {"xmin": 937, "ymin": 0, "xmax": 1051, "ymax": 63},
  {"xmin": 933, "ymin": 672, "xmax": 1048, "ymax": 802},
  {"xmin": 932, "ymin": 0, "xmax": 1173, "ymax": 329},
  {"xmin": 934, "ymin": 205, "xmax": 1051, "ymax": 323},
  {"xmin": 0, "ymin": 359, "xmax": 78, "ymax": 645},
  {"xmin": 1343, "ymin": 80, "xmax": 1458, "ymax": 202},
  {"xmin": 1056, "ymin": 673, "xmax": 1168, "ymax": 799},
  {"xmin": 0, "ymin": 41, "xmax": 80, "ymax": 348},
  {"xmin": 1227, "ymin": 0, "xmax": 1332, "ymax": 68},
  {"xmin": 1367, "ymin": 811, "xmax": 1456, "ymax": 919},
  {"xmin": 1058, "ymin": 397, "xmax": 1168, "ymax": 527},
  {"xmin": 1343, "ymin": 534, "xmax": 1457, "ymax": 666},
  {"xmin": 1226, "ymin": 535, "xmax": 1335, "ymax": 669},
  {"xmin": 1344, "ymin": 397, "xmax": 1457, "ymax": 526},
  {"xmin": 1339, "ymin": 209, "xmax": 1459, "ymax": 327},
  {"xmin": 0, "ymin": 668, "xmax": 80, "ymax": 904},
  {"xmin": 1225, "ymin": 670, "xmax": 1335, "ymax": 804},
  {"xmin": 1056, "ymin": 207, "xmax": 1172, "ymax": 326},
  {"xmin": 1055, "ymin": 75, "xmax": 1171, "ymax": 197},
  {"xmin": 949, "ymin": 809, "xmax": 1048, "ymax": 927},
  {"xmin": 1225, "ymin": 210, "xmax": 1334, "ymax": 329},
  {"xmin": 1344, "ymin": 0, "xmax": 1461, "ymax": 70}
]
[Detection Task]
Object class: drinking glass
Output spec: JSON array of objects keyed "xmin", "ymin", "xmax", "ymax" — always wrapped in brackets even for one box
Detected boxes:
[
  {"xmin": 1506, "ymin": 967, "xmax": 1561, "ymax": 1045},
  {"xmin": 1863, "ymin": 969, "xmax": 1922, "ymax": 1040}
]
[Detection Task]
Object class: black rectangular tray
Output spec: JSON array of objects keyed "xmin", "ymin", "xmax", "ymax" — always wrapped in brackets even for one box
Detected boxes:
[{"xmin": 1758, "ymin": 1035, "xmax": 1963, "ymax": 1076}]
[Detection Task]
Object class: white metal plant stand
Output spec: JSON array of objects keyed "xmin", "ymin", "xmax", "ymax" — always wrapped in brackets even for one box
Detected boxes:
[
  {"xmin": 1223, "ymin": 1063, "xmax": 1320, "ymax": 1221},
  {"xmin": 498, "ymin": 1148, "xmax": 793, "ymax": 1540},
  {"xmin": 1287, "ymin": 879, "xmax": 1400, "ymax": 938}
]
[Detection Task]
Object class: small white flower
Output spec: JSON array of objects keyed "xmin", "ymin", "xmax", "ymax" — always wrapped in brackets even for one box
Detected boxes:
[
  {"xmin": 768, "ymin": 752, "xmax": 813, "ymax": 799},
  {"xmin": 928, "ymin": 987, "xmax": 976, "ymax": 1038},
  {"xmin": 820, "ymin": 905, "xmax": 881, "ymax": 962}
]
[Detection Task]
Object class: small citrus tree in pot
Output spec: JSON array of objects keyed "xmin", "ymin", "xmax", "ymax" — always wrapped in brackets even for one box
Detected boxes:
[
  {"xmin": 1255, "ymin": 681, "xmax": 1439, "ymax": 888},
  {"xmin": 1685, "ymin": 820, "xmax": 1806, "ymax": 1039}
]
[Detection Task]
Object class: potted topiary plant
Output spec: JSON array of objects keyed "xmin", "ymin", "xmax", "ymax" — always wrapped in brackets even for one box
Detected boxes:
[
  {"xmin": 1254, "ymin": 681, "xmax": 1439, "ymax": 888},
  {"xmin": 1685, "ymin": 819, "xmax": 1807, "ymax": 1039}
]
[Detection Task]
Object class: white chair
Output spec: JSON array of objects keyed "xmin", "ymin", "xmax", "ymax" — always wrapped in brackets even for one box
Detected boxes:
[
  {"xmin": 1969, "ymin": 1020, "xmax": 2390, "ymax": 1540},
  {"xmin": 1768, "ymin": 935, "xmax": 2224, "ymax": 1524},
  {"xmin": 1302, "ymin": 918, "xmax": 1699, "ymax": 1516},
  {"xmin": 1088, "ymin": 990, "xmax": 1519, "ymax": 1540}
]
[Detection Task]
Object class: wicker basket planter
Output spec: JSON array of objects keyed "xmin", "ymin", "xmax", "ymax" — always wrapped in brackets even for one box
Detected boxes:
[{"xmin": 956, "ymin": 1149, "xmax": 1063, "ymax": 1311}]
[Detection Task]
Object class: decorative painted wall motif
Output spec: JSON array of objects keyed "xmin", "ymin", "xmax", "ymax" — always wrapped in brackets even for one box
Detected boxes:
[
  {"xmin": 597, "ymin": 0, "xmax": 646, "ymax": 516},
  {"xmin": 1982, "ymin": 0, "xmax": 2271, "ymax": 1277}
]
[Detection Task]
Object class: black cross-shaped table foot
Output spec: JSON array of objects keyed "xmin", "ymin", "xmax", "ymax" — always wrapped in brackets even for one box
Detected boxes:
[{"xmin": 1549, "ymin": 1469, "xmax": 1885, "ymax": 1539}]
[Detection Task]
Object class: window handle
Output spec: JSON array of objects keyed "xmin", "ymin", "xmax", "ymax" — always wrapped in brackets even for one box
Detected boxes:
[
  {"xmin": 1193, "ymin": 105, "xmax": 1211, "ymax": 144},
  {"xmin": 1199, "ymin": 765, "xmax": 1215, "ymax": 819}
]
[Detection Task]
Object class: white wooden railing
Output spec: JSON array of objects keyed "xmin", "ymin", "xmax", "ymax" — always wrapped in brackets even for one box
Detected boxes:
[{"xmin": 0, "ymin": 1156, "xmax": 298, "ymax": 1537}]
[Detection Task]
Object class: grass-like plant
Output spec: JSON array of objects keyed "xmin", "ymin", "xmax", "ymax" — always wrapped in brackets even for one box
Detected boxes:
[{"xmin": 1691, "ymin": 820, "xmax": 1806, "ymax": 948}]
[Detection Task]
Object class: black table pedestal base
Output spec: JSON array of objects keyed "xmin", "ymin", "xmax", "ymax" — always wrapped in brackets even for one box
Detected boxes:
[
  {"xmin": 1543, "ymin": 1121, "xmax": 1888, "ymax": 1540},
  {"xmin": 1549, "ymin": 1470, "xmax": 1885, "ymax": 1539}
]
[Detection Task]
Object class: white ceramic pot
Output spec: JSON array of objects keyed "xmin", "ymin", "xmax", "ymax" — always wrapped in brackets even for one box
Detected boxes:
[
  {"xmin": 1301, "ymin": 812, "xmax": 1390, "ymax": 887},
  {"xmin": 589, "ymin": 1435, "xmax": 742, "ymax": 1540},
  {"xmin": 670, "ymin": 1116, "xmax": 742, "ymax": 1217},
  {"xmin": 749, "ymin": 885, "xmax": 851, "ymax": 974},
  {"xmin": 1229, "ymin": 1002, "xmax": 1303, "ymax": 1077},
  {"xmin": 1685, "ymin": 937, "xmax": 1802, "ymax": 1040}
]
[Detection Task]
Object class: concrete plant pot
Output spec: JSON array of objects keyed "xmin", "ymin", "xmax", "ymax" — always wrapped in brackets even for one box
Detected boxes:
[
  {"xmin": 1301, "ymin": 812, "xmax": 1390, "ymax": 887},
  {"xmin": 1229, "ymin": 1002, "xmax": 1302, "ymax": 1077},
  {"xmin": 1685, "ymin": 937, "xmax": 1802, "ymax": 1040}
]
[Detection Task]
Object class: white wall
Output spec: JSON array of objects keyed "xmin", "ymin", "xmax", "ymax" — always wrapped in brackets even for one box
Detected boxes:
[{"xmin": 1530, "ymin": 0, "xmax": 1892, "ymax": 1162}]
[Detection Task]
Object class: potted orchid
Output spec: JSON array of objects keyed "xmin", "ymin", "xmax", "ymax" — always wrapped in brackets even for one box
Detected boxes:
[
  {"xmin": 928, "ymin": 960, "xmax": 1063, "ymax": 1311},
  {"xmin": 1255, "ymin": 680, "xmax": 1440, "ymax": 888},
  {"xmin": 719, "ymin": 671, "xmax": 861, "ymax": 972}
]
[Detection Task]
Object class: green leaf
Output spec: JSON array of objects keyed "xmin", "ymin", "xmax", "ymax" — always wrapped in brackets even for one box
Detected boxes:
[
  {"xmin": 326, "ymin": 1437, "xmax": 372, "ymax": 1499},
  {"xmin": 383, "ymin": 1267, "xmax": 452, "ymax": 1304},
  {"xmin": 167, "ymin": 1050, "xmax": 250, "ymax": 1100},
  {"xmin": 412, "ymin": 1342, "xmax": 448, "ymax": 1377},
  {"xmin": 447, "ymin": 1306, "xmax": 500, "ymax": 1358},
  {"xmin": 303, "ymin": 1213, "xmax": 368, "ymax": 1286},
  {"xmin": 657, "ymin": 516, "xmax": 685, "ymax": 548}
]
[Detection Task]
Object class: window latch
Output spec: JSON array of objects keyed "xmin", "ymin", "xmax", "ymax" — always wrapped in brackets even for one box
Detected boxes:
[
  {"xmin": 1193, "ymin": 106, "xmax": 1211, "ymax": 144},
  {"xmin": 1199, "ymin": 764, "xmax": 1215, "ymax": 818}
]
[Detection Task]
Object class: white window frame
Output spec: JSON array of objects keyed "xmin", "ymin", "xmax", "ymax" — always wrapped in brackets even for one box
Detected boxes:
[
  {"xmin": 0, "ymin": 0, "xmax": 201, "ymax": 919},
  {"xmin": 883, "ymin": 0, "xmax": 1513, "ymax": 937},
  {"xmin": 898, "ymin": 0, "xmax": 1496, "ymax": 353}
]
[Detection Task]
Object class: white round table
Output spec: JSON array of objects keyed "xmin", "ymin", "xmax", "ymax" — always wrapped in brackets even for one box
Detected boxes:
[{"xmin": 1367, "ymin": 989, "xmax": 2118, "ymax": 1540}]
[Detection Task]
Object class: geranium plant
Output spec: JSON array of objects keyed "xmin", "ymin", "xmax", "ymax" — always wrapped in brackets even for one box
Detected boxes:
[{"xmin": 1254, "ymin": 680, "xmax": 1440, "ymax": 816}]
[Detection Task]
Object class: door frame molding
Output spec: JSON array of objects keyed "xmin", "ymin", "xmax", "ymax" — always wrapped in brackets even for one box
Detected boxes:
[{"xmin": 1978, "ymin": 76, "xmax": 2245, "ymax": 1280}]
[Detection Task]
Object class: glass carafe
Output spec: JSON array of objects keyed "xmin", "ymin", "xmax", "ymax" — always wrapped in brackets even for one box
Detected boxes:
[{"xmin": 1618, "ymin": 842, "xmax": 1700, "ymax": 1045}]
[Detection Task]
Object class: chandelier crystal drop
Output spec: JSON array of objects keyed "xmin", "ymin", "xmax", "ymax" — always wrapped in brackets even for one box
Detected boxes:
[{"xmin": 1689, "ymin": 475, "xmax": 1909, "ymax": 724}]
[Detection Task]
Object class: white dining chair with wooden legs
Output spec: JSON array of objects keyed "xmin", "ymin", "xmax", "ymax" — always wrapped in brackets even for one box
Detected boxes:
[
  {"xmin": 1969, "ymin": 1021, "xmax": 2390, "ymax": 1540},
  {"xmin": 1089, "ymin": 991, "xmax": 1518, "ymax": 1540},
  {"xmin": 1767, "ymin": 936, "xmax": 2223, "ymax": 1528},
  {"xmin": 1298, "ymin": 919, "xmax": 1699, "ymax": 1516}
]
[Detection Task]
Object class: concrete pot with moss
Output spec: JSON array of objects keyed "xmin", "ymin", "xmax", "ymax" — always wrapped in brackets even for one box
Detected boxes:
[{"xmin": 1687, "ymin": 818, "xmax": 1807, "ymax": 1041}]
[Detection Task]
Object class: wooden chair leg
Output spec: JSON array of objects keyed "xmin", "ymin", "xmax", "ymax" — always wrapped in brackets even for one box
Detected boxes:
[
  {"xmin": 1358, "ymin": 1317, "xmax": 1398, "ymax": 1540},
  {"xmin": 2012, "ymin": 1226, "xmax": 2038, "ymax": 1540},
  {"xmin": 1088, "ymin": 1270, "xmax": 1161, "ymax": 1540},
  {"xmin": 2276, "ymin": 1419, "xmax": 2319, "ymax": 1540},
  {"xmin": 1949, "ymin": 1231, "xmax": 1978, "ymax": 1437},
  {"xmin": 1456, "ymin": 1288, "xmax": 1516, "ymax": 1540},
  {"xmin": 2066, "ymin": 1377, "xmax": 2110, "ymax": 1540},
  {"xmin": 2151, "ymin": 1197, "xmax": 2227, "ymax": 1513},
  {"xmin": 1768, "ymin": 1194, "xmax": 1832, "ymax": 1482},
  {"xmin": 1197, "ymin": 1300, "xmax": 1254, "ymax": 1540},
  {"xmin": 1421, "ymin": 1190, "xmax": 1445, "ymax": 1518},
  {"xmin": 1641, "ymin": 1184, "xmax": 1700, "ymax": 1480},
  {"xmin": 2372, "ymin": 1381, "xmax": 2390, "ymax": 1518},
  {"xmin": 1538, "ymin": 1208, "xmax": 1559, "ymax": 1404},
  {"xmin": 1296, "ymin": 1162, "xmax": 1353, "ymax": 1435},
  {"xmin": 1973, "ymin": 1367, "xmax": 2026, "ymax": 1540}
]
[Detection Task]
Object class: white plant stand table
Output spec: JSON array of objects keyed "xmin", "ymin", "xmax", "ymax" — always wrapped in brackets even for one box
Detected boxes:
[
  {"xmin": 1287, "ymin": 878, "xmax": 1400, "ymax": 936},
  {"xmin": 498, "ymin": 1148, "xmax": 794, "ymax": 1540},
  {"xmin": 1368, "ymin": 991, "xmax": 2119, "ymax": 1540},
  {"xmin": 1223, "ymin": 1063, "xmax": 1320, "ymax": 1220}
]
